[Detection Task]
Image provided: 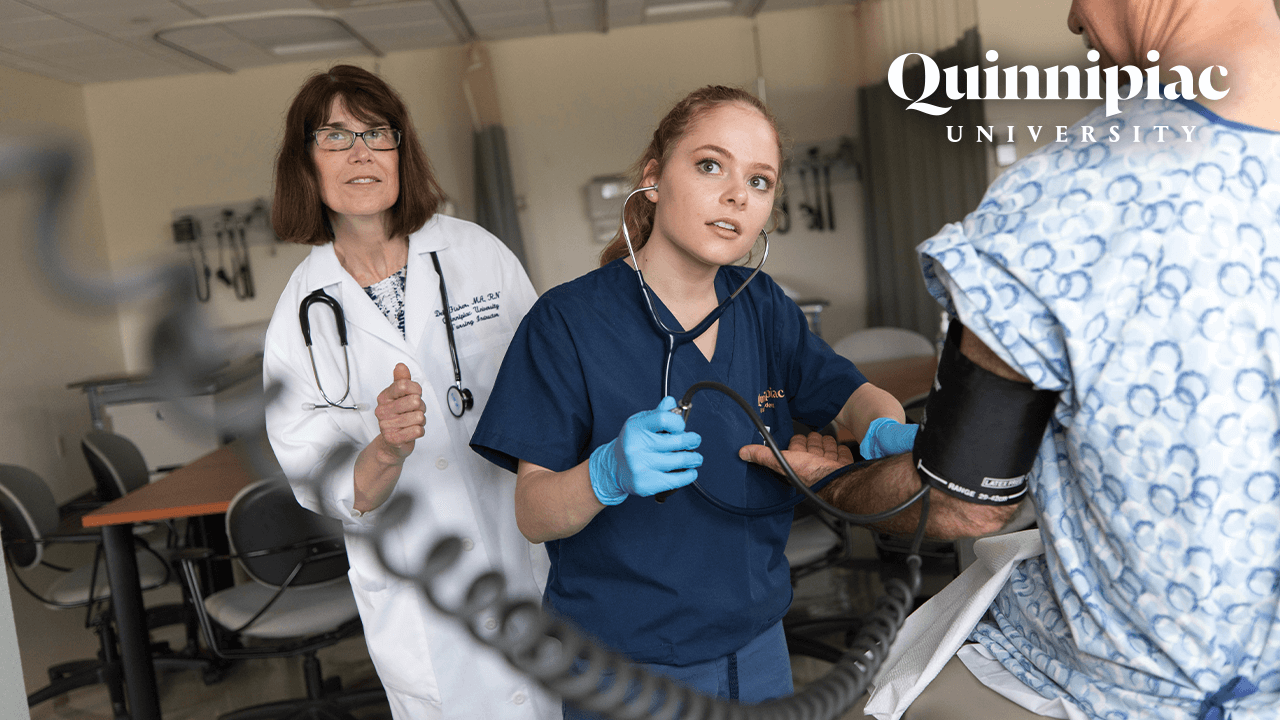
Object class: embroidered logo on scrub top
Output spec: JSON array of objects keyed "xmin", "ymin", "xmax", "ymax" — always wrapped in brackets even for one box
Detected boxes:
[
  {"xmin": 757, "ymin": 387, "xmax": 785, "ymax": 412},
  {"xmin": 434, "ymin": 290, "xmax": 502, "ymax": 331}
]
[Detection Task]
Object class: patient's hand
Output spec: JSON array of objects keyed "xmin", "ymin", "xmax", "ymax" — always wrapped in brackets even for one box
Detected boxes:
[{"xmin": 739, "ymin": 431, "xmax": 854, "ymax": 487}]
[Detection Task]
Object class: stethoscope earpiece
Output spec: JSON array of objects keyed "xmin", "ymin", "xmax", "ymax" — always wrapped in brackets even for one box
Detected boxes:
[{"xmin": 618, "ymin": 185, "xmax": 770, "ymax": 397}]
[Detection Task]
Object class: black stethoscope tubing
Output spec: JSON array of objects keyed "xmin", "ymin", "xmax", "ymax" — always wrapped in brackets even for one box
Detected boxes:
[
  {"xmin": 430, "ymin": 251, "xmax": 473, "ymax": 417},
  {"xmin": 618, "ymin": 188, "xmax": 922, "ymax": 521},
  {"xmin": 297, "ymin": 251, "xmax": 472, "ymax": 417},
  {"xmin": 299, "ymin": 289, "xmax": 358, "ymax": 410}
]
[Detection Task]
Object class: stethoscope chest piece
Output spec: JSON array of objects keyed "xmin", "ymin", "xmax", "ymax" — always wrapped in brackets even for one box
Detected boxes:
[{"xmin": 446, "ymin": 385, "xmax": 473, "ymax": 418}]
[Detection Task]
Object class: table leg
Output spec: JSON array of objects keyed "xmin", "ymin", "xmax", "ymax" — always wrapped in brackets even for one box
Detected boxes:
[{"xmin": 101, "ymin": 523, "xmax": 161, "ymax": 720}]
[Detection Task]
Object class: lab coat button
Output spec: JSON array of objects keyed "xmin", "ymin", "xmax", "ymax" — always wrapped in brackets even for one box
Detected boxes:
[
  {"xmin": 461, "ymin": 538, "xmax": 474, "ymax": 551},
  {"xmin": 436, "ymin": 458, "xmax": 448, "ymax": 470},
  {"xmin": 484, "ymin": 618, "xmax": 497, "ymax": 631},
  {"xmin": 512, "ymin": 692, "xmax": 526, "ymax": 705}
]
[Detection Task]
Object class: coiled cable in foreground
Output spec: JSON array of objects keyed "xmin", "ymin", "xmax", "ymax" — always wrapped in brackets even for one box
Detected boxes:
[
  {"xmin": 17, "ymin": 137, "xmax": 932, "ymax": 720},
  {"xmin": 365, "ymin": 381, "xmax": 931, "ymax": 720}
]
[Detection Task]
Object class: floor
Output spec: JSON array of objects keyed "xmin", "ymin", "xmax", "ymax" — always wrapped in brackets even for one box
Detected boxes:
[
  {"xmin": 11, "ymin": 519, "xmax": 958, "ymax": 720},
  {"xmin": 14, "ymin": 522, "xmax": 387, "ymax": 720}
]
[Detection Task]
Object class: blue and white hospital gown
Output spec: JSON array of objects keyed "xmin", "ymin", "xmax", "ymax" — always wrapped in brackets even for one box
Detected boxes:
[{"xmin": 914, "ymin": 96, "xmax": 1280, "ymax": 718}]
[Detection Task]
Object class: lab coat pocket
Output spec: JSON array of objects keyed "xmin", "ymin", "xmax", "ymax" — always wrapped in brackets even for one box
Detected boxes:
[
  {"xmin": 348, "ymin": 570, "xmax": 441, "ymax": 699},
  {"xmin": 325, "ymin": 405, "xmax": 376, "ymax": 448}
]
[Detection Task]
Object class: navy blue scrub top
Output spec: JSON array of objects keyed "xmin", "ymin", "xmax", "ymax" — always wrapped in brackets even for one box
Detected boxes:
[{"xmin": 471, "ymin": 259, "xmax": 864, "ymax": 666}]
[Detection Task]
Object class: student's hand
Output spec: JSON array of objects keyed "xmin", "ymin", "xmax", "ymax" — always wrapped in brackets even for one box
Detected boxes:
[
  {"xmin": 739, "ymin": 431, "xmax": 854, "ymax": 487},
  {"xmin": 589, "ymin": 396, "xmax": 702, "ymax": 505},
  {"xmin": 859, "ymin": 417, "xmax": 918, "ymax": 460},
  {"xmin": 374, "ymin": 363, "xmax": 425, "ymax": 463}
]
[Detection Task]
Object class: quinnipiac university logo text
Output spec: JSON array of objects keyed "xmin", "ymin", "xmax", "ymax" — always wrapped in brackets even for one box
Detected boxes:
[{"xmin": 889, "ymin": 48, "xmax": 1228, "ymax": 145}]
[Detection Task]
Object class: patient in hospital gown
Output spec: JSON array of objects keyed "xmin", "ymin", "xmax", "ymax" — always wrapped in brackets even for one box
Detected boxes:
[{"xmin": 916, "ymin": 93, "xmax": 1280, "ymax": 718}]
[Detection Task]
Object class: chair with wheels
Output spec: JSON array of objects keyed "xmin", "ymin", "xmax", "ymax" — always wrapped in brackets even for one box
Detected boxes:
[
  {"xmin": 178, "ymin": 478, "xmax": 387, "ymax": 720},
  {"xmin": 782, "ymin": 499, "xmax": 868, "ymax": 663},
  {"xmin": 0, "ymin": 463, "xmax": 171, "ymax": 716},
  {"xmin": 81, "ymin": 429, "xmax": 227, "ymax": 682}
]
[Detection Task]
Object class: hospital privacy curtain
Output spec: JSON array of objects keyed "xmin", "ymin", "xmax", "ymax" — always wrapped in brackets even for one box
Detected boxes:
[
  {"xmin": 859, "ymin": 28, "xmax": 987, "ymax": 341},
  {"xmin": 473, "ymin": 124, "xmax": 528, "ymax": 266}
]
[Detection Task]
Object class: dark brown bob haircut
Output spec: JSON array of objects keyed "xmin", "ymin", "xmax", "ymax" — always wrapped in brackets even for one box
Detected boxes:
[{"xmin": 272, "ymin": 64, "xmax": 445, "ymax": 245}]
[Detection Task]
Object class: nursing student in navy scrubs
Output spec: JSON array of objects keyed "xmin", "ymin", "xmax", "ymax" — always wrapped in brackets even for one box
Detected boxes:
[{"xmin": 471, "ymin": 85, "xmax": 915, "ymax": 716}]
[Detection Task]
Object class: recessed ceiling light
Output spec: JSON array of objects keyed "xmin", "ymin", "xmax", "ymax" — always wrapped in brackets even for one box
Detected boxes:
[
  {"xmin": 644, "ymin": 1, "xmax": 733, "ymax": 18},
  {"xmin": 271, "ymin": 38, "xmax": 362, "ymax": 56}
]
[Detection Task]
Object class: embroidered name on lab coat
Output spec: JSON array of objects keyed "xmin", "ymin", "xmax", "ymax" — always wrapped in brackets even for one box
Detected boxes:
[{"xmin": 434, "ymin": 290, "xmax": 502, "ymax": 330}]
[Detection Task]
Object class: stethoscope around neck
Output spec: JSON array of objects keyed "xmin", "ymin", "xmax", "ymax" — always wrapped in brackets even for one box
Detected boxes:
[
  {"xmin": 298, "ymin": 250, "xmax": 473, "ymax": 417},
  {"xmin": 621, "ymin": 185, "xmax": 770, "ymax": 399}
]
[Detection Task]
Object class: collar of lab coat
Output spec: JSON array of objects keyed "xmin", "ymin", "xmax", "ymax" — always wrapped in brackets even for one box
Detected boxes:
[{"xmin": 301, "ymin": 214, "xmax": 453, "ymax": 353}]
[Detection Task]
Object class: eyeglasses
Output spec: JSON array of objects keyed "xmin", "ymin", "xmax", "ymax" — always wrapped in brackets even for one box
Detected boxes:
[{"xmin": 312, "ymin": 127, "xmax": 402, "ymax": 151}]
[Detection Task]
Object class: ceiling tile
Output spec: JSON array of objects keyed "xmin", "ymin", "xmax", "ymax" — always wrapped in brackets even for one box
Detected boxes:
[
  {"xmin": 341, "ymin": 2, "xmax": 443, "ymax": 27},
  {"xmin": 463, "ymin": 0, "xmax": 535, "ymax": 14},
  {"xmin": 62, "ymin": 4, "xmax": 200, "ymax": 40},
  {"xmin": 158, "ymin": 24, "xmax": 244, "ymax": 48},
  {"xmin": 0, "ymin": 47, "xmax": 74, "ymax": 77},
  {"xmin": 0, "ymin": 0, "xmax": 47, "ymax": 23},
  {"xmin": 0, "ymin": 0, "xmax": 833, "ymax": 84},
  {"xmin": 469, "ymin": 8, "xmax": 549, "ymax": 34},
  {"xmin": 15, "ymin": 35, "xmax": 125, "ymax": 61},
  {"xmin": 179, "ymin": 0, "xmax": 317, "ymax": 14},
  {"xmin": 606, "ymin": 0, "xmax": 645, "ymax": 28},
  {"xmin": 230, "ymin": 16, "xmax": 354, "ymax": 46},
  {"xmin": 0, "ymin": 16, "xmax": 98, "ymax": 45},
  {"xmin": 61, "ymin": 49, "xmax": 190, "ymax": 82},
  {"xmin": 172, "ymin": 40, "xmax": 276, "ymax": 71},
  {"xmin": 548, "ymin": 3, "xmax": 600, "ymax": 33},
  {"xmin": 362, "ymin": 23, "xmax": 457, "ymax": 51}
]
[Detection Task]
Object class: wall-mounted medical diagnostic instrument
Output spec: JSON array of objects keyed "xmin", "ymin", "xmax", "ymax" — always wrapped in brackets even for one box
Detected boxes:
[
  {"xmin": 171, "ymin": 198, "xmax": 275, "ymax": 302},
  {"xmin": 171, "ymin": 215, "xmax": 211, "ymax": 302},
  {"xmin": 228, "ymin": 209, "xmax": 255, "ymax": 299},
  {"xmin": 787, "ymin": 138, "xmax": 859, "ymax": 234},
  {"xmin": 215, "ymin": 209, "xmax": 255, "ymax": 299}
]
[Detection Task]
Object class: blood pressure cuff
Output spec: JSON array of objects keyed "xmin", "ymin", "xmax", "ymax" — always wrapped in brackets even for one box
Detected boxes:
[{"xmin": 912, "ymin": 321, "xmax": 1059, "ymax": 505}]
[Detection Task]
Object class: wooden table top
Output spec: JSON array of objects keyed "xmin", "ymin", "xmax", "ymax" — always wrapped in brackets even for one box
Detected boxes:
[
  {"xmin": 82, "ymin": 441, "xmax": 262, "ymax": 528},
  {"xmin": 856, "ymin": 354, "xmax": 938, "ymax": 405}
]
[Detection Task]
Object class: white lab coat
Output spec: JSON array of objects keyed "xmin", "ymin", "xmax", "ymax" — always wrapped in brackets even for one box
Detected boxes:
[{"xmin": 263, "ymin": 215, "xmax": 556, "ymax": 719}]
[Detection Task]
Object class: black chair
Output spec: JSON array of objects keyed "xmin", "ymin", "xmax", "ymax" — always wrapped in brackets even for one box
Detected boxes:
[
  {"xmin": 81, "ymin": 430, "xmax": 227, "ymax": 682},
  {"xmin": 178, "ymin": 478, "xmax": 388, "ymax": 720},
  {"xmin": 81, "ymin": 430, "xmax": 154, "ymax": 502},
  {"xmin": 0, "ymin": 463, "xmax": 170, "ymax": 716}
]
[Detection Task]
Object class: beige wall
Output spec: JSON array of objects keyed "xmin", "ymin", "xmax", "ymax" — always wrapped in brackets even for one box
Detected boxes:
[
  {"xmin": 0, "ymin": 1, "xmax": 1108, "ymax": 498},
  {"xmin": 77, "ymin": 5, "xmax": 870, "ymax": 361},
  {"xmin": 81, "ymin": 49, "xmax": 478, "ymax": 371},
  {"xmin": 0, "ymin": 64, "xmax": 122, "ymax": 502},
  {"xmin": 977, "ymin": 0, "xmax": 1111, "ymax": 172},
  {"xmin": 488, "ymin": 6, "xmax": 867, "ymax": 341}
]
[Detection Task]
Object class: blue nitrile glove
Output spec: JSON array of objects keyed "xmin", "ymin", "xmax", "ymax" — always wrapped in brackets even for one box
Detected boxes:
[
  {"xmin": 588, "ymin": 396, "xmax": 703, "ymax": 505},
  {"xmin": 859, "ymin": 417, "xmax": 919, "ymax": 460}
]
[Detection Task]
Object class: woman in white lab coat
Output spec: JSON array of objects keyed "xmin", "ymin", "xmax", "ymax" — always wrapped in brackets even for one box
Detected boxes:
[{"xmin": 262, "ymin": 64, "xmax": 555, "ymax": 720}]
